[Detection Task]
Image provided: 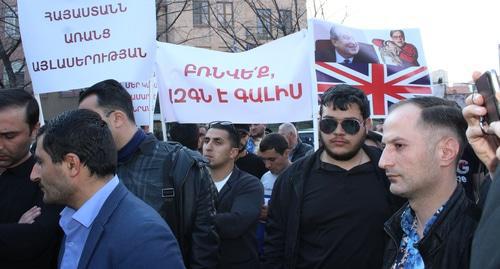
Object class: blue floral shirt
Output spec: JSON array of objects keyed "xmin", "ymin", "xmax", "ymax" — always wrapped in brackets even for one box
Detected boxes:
[{"xmin": 391, "ymin": 204, "xmax": 445, "ymax": 269}]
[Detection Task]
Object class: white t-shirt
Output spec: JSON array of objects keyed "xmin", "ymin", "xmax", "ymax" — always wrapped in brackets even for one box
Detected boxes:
[
  {"xmin": 261, "ymin": 171, "xmax": 278, "ymax": 205},
  {"xmin": 214, "ymin": 172, "xmax": 232, "ymax": 192}
]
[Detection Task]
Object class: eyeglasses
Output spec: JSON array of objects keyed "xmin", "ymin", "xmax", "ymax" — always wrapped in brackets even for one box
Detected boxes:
[{"xmin": 319, "ymin": 118, "xmax": 364, "ymax": 135}]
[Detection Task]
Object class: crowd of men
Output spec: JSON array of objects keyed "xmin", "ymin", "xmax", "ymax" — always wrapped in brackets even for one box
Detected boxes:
[{"xmin": 1, "ymin": 77, "xmax": 500, "ymax": 269}]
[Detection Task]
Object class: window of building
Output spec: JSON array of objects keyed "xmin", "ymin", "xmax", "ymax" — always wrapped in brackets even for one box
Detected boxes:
[
  {"xmin": 3, "ymin": 60, "xmax": 24, "ymax": 88},
  {"xmin": 216, "ymin": 2, "xmax": 233, "ymax": 27},
  {"xmin": 256, "ymin": 9, "xmax": 272, "ymax": 39},
  {"xmin": 193, "ymin": 0, "xmax": 210, "ymax": 26},
  {"xmin": 4, "ymin": 7, "xmax": 19, "ymax": 39},
  {"xmin": 279, "ymin": 9, "xmax": 292, "ymax": 33}
]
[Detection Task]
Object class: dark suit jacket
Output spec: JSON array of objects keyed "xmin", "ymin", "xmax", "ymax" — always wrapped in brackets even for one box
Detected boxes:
[
  {"xmin": 59, "ymin": 182, "xmax": 185, "ymax": 269},
  {"xmin": 290, "ymin": 140, "xmax": 314, "ymax": 162},
  {"xmin": 215, "ymin": 167, "xmax": 264, "ymax": 269},
  {"xmin": 315, "ymin": 39, "xmax": 380, "ymax": 64}
]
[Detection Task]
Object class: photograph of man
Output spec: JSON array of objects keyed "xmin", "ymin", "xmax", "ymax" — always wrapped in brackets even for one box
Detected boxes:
[
  {"xmin": 315, "ymin": 25, "xmax": 380, "ymax": 64},
  {"xmin": 31, "ymin": 109, "xmax": 185, "ymax": 269},
  {"xmin": 373, "ymin": 30, "xmax": 419, "ymax": 67}
]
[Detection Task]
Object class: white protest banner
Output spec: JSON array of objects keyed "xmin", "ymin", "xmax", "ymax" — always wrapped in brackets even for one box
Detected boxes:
[
  {"xmin": 18, "ymin": 0, "xmax": 156, "ymax": 94},
  {"xmin": 121, "ymin": 78, "xmax": 158, "ymax": 127},
  {"xmin": 156, "ymin": 30, "xmax": 314, "ymax": 124}
]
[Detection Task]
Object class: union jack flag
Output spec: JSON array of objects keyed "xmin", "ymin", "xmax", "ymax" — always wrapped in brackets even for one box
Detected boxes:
[{"xmin": 315, "ymin": 62, "xmax": 433, "ymax": 117}]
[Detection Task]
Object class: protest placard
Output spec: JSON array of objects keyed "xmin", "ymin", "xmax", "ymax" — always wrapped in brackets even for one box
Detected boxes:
[{"xmin": 18, "ymin": 0, "xmax": 156, "ymax": 93}]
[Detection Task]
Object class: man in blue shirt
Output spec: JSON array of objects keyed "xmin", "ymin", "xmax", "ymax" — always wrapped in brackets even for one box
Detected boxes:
[{"xmin": 30, "ymin": 109, "xmax": 185, "ymax": 269}]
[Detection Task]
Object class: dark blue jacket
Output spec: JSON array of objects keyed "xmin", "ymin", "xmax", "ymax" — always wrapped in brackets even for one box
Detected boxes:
[{"xmin": 59, "ymin": 182, "xmax": 185, "ymax": 269}]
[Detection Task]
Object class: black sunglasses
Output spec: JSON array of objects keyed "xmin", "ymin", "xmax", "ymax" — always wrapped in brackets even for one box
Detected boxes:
[{"xmin": 320, "ymin": 118, "xmax": 364, "ymax": 135}]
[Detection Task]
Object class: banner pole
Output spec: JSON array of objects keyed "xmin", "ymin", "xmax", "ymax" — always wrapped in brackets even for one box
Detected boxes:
[
  {"xmin": 307, "ymin": 20, "xmax": 320, "ymax": 150},
  {"xmin": 34, "ymin": 93, "xmax": 45, "ymax": 126}
]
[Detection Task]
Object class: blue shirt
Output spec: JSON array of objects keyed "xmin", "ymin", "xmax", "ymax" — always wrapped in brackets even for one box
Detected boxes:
[
  {"xmin": 59, "ymin": 176, "xmax": 119, "ymax": 269},
  {"xmin": 391, "ymin": 204, "xmax": 445, "ymax": 269}
]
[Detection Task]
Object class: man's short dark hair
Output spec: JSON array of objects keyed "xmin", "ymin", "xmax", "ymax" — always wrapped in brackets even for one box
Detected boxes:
[
  {"xmin": 0, "ymin": 89, "xmax": 39, "ymax": 132},
  {"xmin": 208, "ymin": 122, "xmax": 240, "ymax": 148},
  {"xmin": 38, "ymin": 109, "xmax": 117, "ymax": 178},
  {"xmin": 79, "ymin": 79, "xmax": 135, "ymax": 123},
  {"xmin": 390, "ymin": 30, "xmax": 405, "ymax": 39},
  {"xmin": 391, "ymin": 96, "xmax": 467, "ymax": 161},
  {"xmin": 169, "ymin": 123, "xmax": 199, "ymax": 150},
  {"xmin": 320, "ymin": 84, "xmax": 371, "ymax": 119},
  {"xmin": 259, "ymin": 133, "xmax": 289, "ymax": 155}
]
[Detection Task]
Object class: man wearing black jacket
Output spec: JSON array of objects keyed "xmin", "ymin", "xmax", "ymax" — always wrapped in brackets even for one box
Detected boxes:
[
  {"xmin": 263, "ymin": 85, "xmax": 400, "ymax": 269},
  {"xmin": 0, "ymin": 89, "xmax": 61, "ymax": 268},
  {"xmin": 203, "ymin": 121, "xmax": 263, "ymax": 269},
  {"xmin": 79, "ymin": 79, "xmax": 219, "ymax": 269},
  {"xmin": 380, "ymin": 97, "xmax": 479, "ymax": 268}
]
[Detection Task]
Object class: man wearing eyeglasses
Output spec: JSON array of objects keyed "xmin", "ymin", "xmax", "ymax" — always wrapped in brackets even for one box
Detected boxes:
[
  {"xmin": 263, "ymin": 84, "xmax": 401, "ymax": 269},
  {"xmin": 78, "ymin": 79, "xmax": 219, "ymax": 269},
  {"xmin": 203, "ymin": 121, "xmax": 263, "ymax": 269}
]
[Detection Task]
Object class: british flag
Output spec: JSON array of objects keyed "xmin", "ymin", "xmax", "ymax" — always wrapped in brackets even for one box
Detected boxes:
[{"xmin": 315, "ymin": 62, "xmax": 433, "ymax": 117}]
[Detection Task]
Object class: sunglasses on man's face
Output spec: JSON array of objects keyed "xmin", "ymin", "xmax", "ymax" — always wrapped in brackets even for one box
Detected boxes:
[{"xmin": 319, "ymin": 118, "xmax": 364, "ymax": 135}]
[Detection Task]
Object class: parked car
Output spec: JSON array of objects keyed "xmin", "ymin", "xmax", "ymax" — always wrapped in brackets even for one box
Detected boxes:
[{"xmin": 298, "ymin": 128, "xmax": 314, "ymax": 147}]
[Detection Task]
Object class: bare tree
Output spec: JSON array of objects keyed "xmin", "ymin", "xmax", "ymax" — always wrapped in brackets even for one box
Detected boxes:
[
  {"xmin": 0, "ymin": 0, "xmax": 28, "ymax": 90},
  {"xmin": 161, "ymin": 0, "xmax": 307, "ymax": 52}
]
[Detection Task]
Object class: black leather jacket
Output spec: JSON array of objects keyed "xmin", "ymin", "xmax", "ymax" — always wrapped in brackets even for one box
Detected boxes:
[
  {"xmin": 119, "ymin": 134, "xmax": 219, "ymax": 269},
  {"xmin": 383, "ymin": 185, "xmax": 480, "ymax": 269}
]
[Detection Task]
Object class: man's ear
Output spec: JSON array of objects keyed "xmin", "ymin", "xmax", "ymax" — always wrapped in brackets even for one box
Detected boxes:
[
  {"xmin": 364, "ymin": 118, "xmax": 372, "ymax": 134},
  {"xmin": 30, "ymin": 122, "xmax": 41, "ymax": 141},
  {"xmin": 284, "ymin": 148, "xmax": 291, "ymax": 158},
  {"xmin": 108, "ymin": 110, "xmax": 128, "ymax": 129},
  {"xmin": 229, "ymin": 148, "xmax": 240, "ymax": 160},
  {"xmin": 438, "ymin": 137, "xmax": 460, "ymax": 167},
  {"xmin": 63, "ymin": 153, "xmax": 82, "ymax": 177}
]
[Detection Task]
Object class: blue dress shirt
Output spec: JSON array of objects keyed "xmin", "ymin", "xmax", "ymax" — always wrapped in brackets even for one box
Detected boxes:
[{"xmin": 59, "ymin": 176, "xmax": 119, "ymax": 269}]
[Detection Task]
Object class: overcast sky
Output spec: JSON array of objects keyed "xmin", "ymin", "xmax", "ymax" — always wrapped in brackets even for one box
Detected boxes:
[{"xmin": 307, "ymin": 0, "xmax": 500, "ymax": 84}]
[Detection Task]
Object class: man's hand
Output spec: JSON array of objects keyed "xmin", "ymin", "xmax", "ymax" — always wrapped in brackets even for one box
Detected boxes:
[
  {"xmin": 18, "ymin": 206, "xmax": 41, "ymax": 224},
  {"xmin": 463, "ymin": 72, "xmax": 500, "ymax": 173},
  {"xmin": 259, "ymin": 205, "xmax": 268, "ymax": 221}
]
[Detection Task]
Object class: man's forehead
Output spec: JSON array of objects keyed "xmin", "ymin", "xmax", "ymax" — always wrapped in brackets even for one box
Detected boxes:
[
  {"xmin": 260, "ymin": 149, "xmax": 281, "ymax": 157},
  {"xmin": 206, "ymin": 128, "xmax": 229, "ymax": 139},
  {"xmin": 322, "ymin": 103, "xmax": 363, "ymax": 118}
]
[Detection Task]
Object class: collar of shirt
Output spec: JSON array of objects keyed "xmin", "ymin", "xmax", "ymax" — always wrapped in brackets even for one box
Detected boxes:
[
  {"xmin": 335, "ymin": 51, "xmax": 353, "ymax": 63},
  {"xmin": 401, "ymin": 203, "xmax": 446, "ymax": 240},
  {"xmin": 214, "ymin": 171, "xmax": 232, "ymax": 192},
  {"xmin": 391, "ymin": 203, "xmax": 447, "ymax": 268},
  {"xmin": 60, "ymin": 175, "xmax": 120, "ymax": 229},
  {"xmin": 117, "ymin": 128, "xmax": 147, "ymax": 163}
]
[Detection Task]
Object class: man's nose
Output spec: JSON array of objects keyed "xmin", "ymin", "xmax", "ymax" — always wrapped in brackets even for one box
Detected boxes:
[
  {"xmin": 30, "ymin": 163, "xmax": 41, "ymax": 182},
  {"xmin": 378, "ymin": 148, "xmax": 393, "ymax": 169}
]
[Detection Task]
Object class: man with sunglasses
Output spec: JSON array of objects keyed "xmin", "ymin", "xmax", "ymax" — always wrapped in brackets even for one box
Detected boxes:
[
  {"xmin": 263, "ymin": 84, "xmax": 400, "ymax": 269},
  {"xmin": 203, "ymin": 121, "xmax": 263, "ymax": 269},
  {"xmin": 78, "ymin": 79, "xmax": 219, "ymax": 269}
]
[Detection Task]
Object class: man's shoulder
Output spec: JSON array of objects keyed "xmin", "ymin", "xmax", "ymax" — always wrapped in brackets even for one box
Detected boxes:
[{"xmin": 107, "ymin": 185, "xmax": 168, "ymax": 229}]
